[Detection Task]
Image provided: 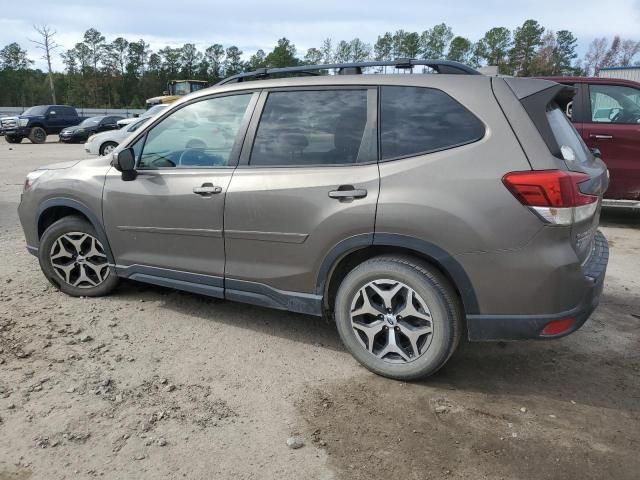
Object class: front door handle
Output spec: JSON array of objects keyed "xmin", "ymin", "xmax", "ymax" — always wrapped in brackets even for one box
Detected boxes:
[
  {"xmin": 328, "ymin": 186, "xmax": 368, "ymax": 200},
  {"xmin": 193, "ymin": 183, "xmax": 222, "ymax": 196},
  {"xmin": 589, "ymin": 134, "xmax": 613, "ymax": 140}
]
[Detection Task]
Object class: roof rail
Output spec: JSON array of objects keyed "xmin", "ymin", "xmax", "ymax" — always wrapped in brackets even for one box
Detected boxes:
[{"xmin": 216, "ymin": 59, "xmax": 480, "ymax": 85}]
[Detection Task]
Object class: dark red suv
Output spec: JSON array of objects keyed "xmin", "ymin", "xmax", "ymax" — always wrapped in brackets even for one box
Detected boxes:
[{"xmin": 540, "ymin": 76, "xmax": 640, "ymax": 206}]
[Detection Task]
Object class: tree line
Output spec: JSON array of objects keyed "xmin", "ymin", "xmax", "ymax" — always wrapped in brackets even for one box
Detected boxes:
[{"xmin": 1, "ymin": 19, "xmax": 638, "ymax": 109}]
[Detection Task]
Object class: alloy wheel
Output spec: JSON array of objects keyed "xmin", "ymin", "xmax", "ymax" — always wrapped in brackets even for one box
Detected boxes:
[
  {"xmin": 49, "ymin": 232, "xmax": 110, "ymax": 288},
  {"xmin": 350, "ymin": 279, "xmax": 434, "ymax": 363}
]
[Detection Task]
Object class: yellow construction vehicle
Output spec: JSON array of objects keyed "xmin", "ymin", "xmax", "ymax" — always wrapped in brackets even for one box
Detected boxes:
[{"xmin": 145, "ymin": 80, "xmax": 208, "ymax": 109}]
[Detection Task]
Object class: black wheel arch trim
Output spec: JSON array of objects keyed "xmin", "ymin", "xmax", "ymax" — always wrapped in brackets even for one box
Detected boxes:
[
  {"xmin": 37, "ymin": 197, "xmax": 115, "ymax": 265},
  {"xmin": 315, "ymin": 232, "xmax": 480, "ymax": 314}
]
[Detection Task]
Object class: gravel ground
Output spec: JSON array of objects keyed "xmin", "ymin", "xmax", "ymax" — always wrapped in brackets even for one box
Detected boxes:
[{"xmin": 0, "ymin": 137, "xmax": 639, "ymax": 480}]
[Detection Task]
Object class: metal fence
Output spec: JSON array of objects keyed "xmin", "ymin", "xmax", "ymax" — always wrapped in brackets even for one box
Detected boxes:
[{"xmin": 0, "ymin": 107, "xmax": 146, "ymax": 118}]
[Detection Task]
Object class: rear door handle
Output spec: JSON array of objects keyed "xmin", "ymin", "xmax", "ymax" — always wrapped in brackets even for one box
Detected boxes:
[
  {"xmin": 193, "ymin": 183, "xmax": 222, "ymax": 196},
  {"xmin": 328, "ymin": 186, "xmax": 368, "ymax": 200},
  {"xmin": 589, "ymin": 134, "xmax": 613, "ymax": 140}
]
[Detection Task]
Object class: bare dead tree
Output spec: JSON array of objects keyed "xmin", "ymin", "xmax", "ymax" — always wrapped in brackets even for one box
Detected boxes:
[{"xmin": 30, "ymin": 24, "xmax": 59, "ymax": 104}]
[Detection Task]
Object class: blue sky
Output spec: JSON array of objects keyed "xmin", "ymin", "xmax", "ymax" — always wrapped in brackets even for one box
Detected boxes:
[{"xmin": 1, "ymin": 0, "xmax": 639, "ymax": 70}]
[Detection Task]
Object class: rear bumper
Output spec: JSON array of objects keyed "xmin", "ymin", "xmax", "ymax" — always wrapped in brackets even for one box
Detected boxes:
[{"xmin": 466, "ymin": 231, "xmax": 608, "ymax": 341}]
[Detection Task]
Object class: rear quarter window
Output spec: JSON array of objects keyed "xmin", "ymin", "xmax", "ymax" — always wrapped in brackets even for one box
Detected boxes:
[
  {"xmin": 546, "ymin": 103, "xmax": 591, "ymax": 166},
  {"xmin": 380, "ymin": 86, "xmax": 485, "ymax": 160}
]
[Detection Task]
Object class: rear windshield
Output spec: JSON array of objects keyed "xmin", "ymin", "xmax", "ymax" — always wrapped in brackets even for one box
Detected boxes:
[{"xmin": 546, "ymin": 103, "xmax": 591, "ymax": 165}]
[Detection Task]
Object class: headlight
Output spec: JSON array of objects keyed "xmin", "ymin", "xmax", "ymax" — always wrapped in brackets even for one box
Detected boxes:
[
  {"xmin": 18, "ymin": 118, "xmax": 29, "ymax": 127},
  {"xmin": 23, "ymin": 170, "xmax": 47, "ymax": 192},
  {"xmin": 87, "ymin": 134, "xmax": 96, "ymax": 142}
]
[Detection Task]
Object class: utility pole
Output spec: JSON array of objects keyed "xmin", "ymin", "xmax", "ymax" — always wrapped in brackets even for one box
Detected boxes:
[{"xmin": 30, "ymin": 24, "xmax": 59, "ymax": 104}]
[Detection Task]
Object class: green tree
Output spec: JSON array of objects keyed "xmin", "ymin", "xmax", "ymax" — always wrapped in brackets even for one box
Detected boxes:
[
  {"xmin": 552, "ymin": 30, "xmax": 578, "ymax": 74},
  {"xmin": 374, "ymin": 32, "xmax": 393, "ymax": 61},
  {"xmin": 247, "ymin": 49, "xmax": 267, "ymax": 70},
  {"xmin": 204, "ymin": 44, "xmax": 225, "ymax": 80},
  {"xmin": 401, "ymin": 32, "xmax": 421, "ymax": 58},
  {"xmin": 447, "ymin": 36, "xmax": 473, "ymax": 63},
  {"xmin": 509, "ymin": 19, "xmax": 545, "ymax": 76},
  {"xmin": 478, "ymin": 27, "xmax": 511, "ymax": 72},
  {"xmin": 320, "ymin": 38, "xmax": 334, "ymax": 63},
  {"xmin": 349, "ymin": 38, "xmax": 371, "ymax": 62},
  {"xmin": 224, "ymin": 46, "xmax": 243, "ymax": 75},
  {"xmin": 334, "ymin": 40, "xmax": 352, "ymax": 63},
  {"xmin": 158, "ymin": 46, "xmax": 182, "ymax": 77},
  {"xmin": 265, "ymin": 38, "xmax": 299, "ymax": 67},
  {"xmin": 303, "ymin": 47, "xmax": 323, "ymax": 65},
  {"xmin": 0, "ymin": 42, "xmax": 33, "ymax": 70},
  {"xmin": 180, "ymin": 43, "xmax": 203, "ymax": 77},
  {"xmin": 420, "ymin": 23, "xmax": 453, "ymax": 59}
]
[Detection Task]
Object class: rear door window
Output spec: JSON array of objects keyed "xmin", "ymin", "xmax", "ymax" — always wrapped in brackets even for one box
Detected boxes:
[
  {"xmin": 380, "ymin": 86, "xmax": 485, "ymax": 160},
  {"xmin": 249, "ymin": 89, "xmax": 374, "ymax": 166}
]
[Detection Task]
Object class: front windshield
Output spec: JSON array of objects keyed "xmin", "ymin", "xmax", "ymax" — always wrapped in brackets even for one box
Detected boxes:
[
  {"xmin": 127, "ymin": 117, "xmax": 151, "ymax": 132},
  {"xmin": 80, "ymin": 117, "xmax": 102, "ymax": 127},
  {"xmin": 22, "ymin": 106, "xmax": 48, "ymax": 116}
]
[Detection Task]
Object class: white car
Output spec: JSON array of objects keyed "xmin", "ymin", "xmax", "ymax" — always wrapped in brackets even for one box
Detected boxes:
[
  {"xmin": 84, "ymin": 117, "xmax": 151, "ymax": 156},
  {"xmin": 116, "ymin": 104, "xmax": 170, "ymax": 128}
]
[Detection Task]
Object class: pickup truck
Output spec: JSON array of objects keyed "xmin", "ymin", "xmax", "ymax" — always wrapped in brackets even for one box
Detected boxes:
[{"xmin": 1, "ymin": 105, "xmax": 85, "ymax": 144}]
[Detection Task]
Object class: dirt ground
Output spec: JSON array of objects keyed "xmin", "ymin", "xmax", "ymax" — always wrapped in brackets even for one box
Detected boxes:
[{"xmin": 0, "ymin": 138, "xmax": 638, "ymax": 480}]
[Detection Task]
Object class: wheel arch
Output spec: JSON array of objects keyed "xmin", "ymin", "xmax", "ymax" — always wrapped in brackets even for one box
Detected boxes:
[
  {"xmin": 317, "ymin": 233, "xmax": 479, "ymax": 316},
  {"xmin": 37, "ymin": 198, "xmax": 115, "ymax": 264}
]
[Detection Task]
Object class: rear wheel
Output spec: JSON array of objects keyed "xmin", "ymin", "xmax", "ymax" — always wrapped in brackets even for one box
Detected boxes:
[
  {"xmin": 99, "ymin": 141, "xmax": 118, "ymax": 156},
  {"xmin": 5, "ymin": 135, "xmax": 22, "ymax": 144},
  {"xmin": 334, "ymin": 255, "xmax": 462, "ymax": 380},
  {"xmin": 28, "ymin": 126, "xmax": 47, "ymax": 144},
  {"xmin": 38, "ymin": 216, "xmax": 118, "ymax": 297}
]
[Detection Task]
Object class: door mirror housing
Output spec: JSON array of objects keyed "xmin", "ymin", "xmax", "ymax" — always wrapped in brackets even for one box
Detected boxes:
[
  {"xmin": 590, "ymin": 147, "xmax": 602, "ymax": 159},
  {"xmin": 113, "ymin": 148, "xmax": 137, "ymax": 181}
]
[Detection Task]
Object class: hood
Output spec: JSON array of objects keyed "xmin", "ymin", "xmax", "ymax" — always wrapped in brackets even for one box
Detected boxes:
[{"xmin": 37, "ymin": 159, "xmax": 82, "ymax": 171}]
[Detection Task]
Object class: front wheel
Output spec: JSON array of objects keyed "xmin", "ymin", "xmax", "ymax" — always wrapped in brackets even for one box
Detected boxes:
[
  {"xmin": 5, "ymin": 135, "xmax": 22, "ymax": 144},
  {"xmin": 38, "ymin": 216, "xmax": 119, "ymax": 297},
  {"xmin": 334, "ymin": 255, "xmax": 462, "ymax": 380}
]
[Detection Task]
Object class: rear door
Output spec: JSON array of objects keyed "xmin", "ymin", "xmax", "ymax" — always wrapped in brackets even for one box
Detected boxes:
[
  {"xmin": 580, "ymin": 83, "xmax": 640, "ymax": 200},
  {"xmin": 224, "ymin": 87, "xmax": 379, "ymax": 303}
]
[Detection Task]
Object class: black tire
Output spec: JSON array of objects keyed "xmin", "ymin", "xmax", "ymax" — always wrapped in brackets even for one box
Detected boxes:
[
  {"xmin": 38, "ymin": 216, "xmax": 118, "ymax": 297},
  {"xmin": 5, "ymin": 135, "xmax": 22, "ymax": 144},
  {"xmin": 334, "ymin": 255, "xmax": 462, "ymax": 380},
  {"xmin": 28, "ymin": 126, "xmax": 47, "ymax": 144},
  {"xmin": 99, "ymin": 141, "xmax": 118, "ymax": 156}
]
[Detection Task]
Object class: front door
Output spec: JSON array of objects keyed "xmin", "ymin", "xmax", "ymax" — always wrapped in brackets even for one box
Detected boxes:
[
  {"xmin": 224, "ymin": 87, "xmax": 379, "ymax": 307},
  {"xmin": 103, "ymin": 92, "xmax": 257, "ymax": 294},
  {"xmin": 578, "ymin": 83, "xmax": 640, "ymax": 200}
]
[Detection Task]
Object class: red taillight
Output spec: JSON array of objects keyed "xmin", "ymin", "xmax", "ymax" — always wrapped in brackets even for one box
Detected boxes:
[
  {"xmin": 540, "ymin": 317, "xmax": 576, "ymax": 336},
  {"xmin": 502, "ymin": 170, "xmax": 597, "ymax": 208}
]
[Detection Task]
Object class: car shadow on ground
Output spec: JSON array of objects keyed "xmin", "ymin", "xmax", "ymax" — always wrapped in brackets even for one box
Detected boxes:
[{"xmin": 111, "ymin": 279, "xmax": 639, "ymax": 413}]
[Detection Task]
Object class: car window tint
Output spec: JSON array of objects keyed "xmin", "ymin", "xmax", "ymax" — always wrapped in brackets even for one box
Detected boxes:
[
  {"xmin": 546, "ymin": 103, "xmax": 591, "ymax": 166},
  {"xmin": 250, "ymin": 90, "xmax": 371, "ymax": 166},
  {"xmin": 589, "ymin": 84, "xmax": 640, "ymax": 124},
  {"xmin": 380, "ymin": 86, "xmax": 485, "ymax": 160},
  {"xmin": 138, "ymin": 94, "xmax": 252, "ymax": 169}
]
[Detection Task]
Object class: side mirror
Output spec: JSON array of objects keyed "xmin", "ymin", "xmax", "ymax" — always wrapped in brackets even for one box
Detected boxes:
[
  {"xmin": 133, "ymin": 113, "xmax": 139, "ymax": 118},
  {"xmin": 590, "ymin": 147, "xmax": 602, "ymax": 159},
  {"xmin": 112, "ymin": 148, "xmax": 137, "ymax": 181}
]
